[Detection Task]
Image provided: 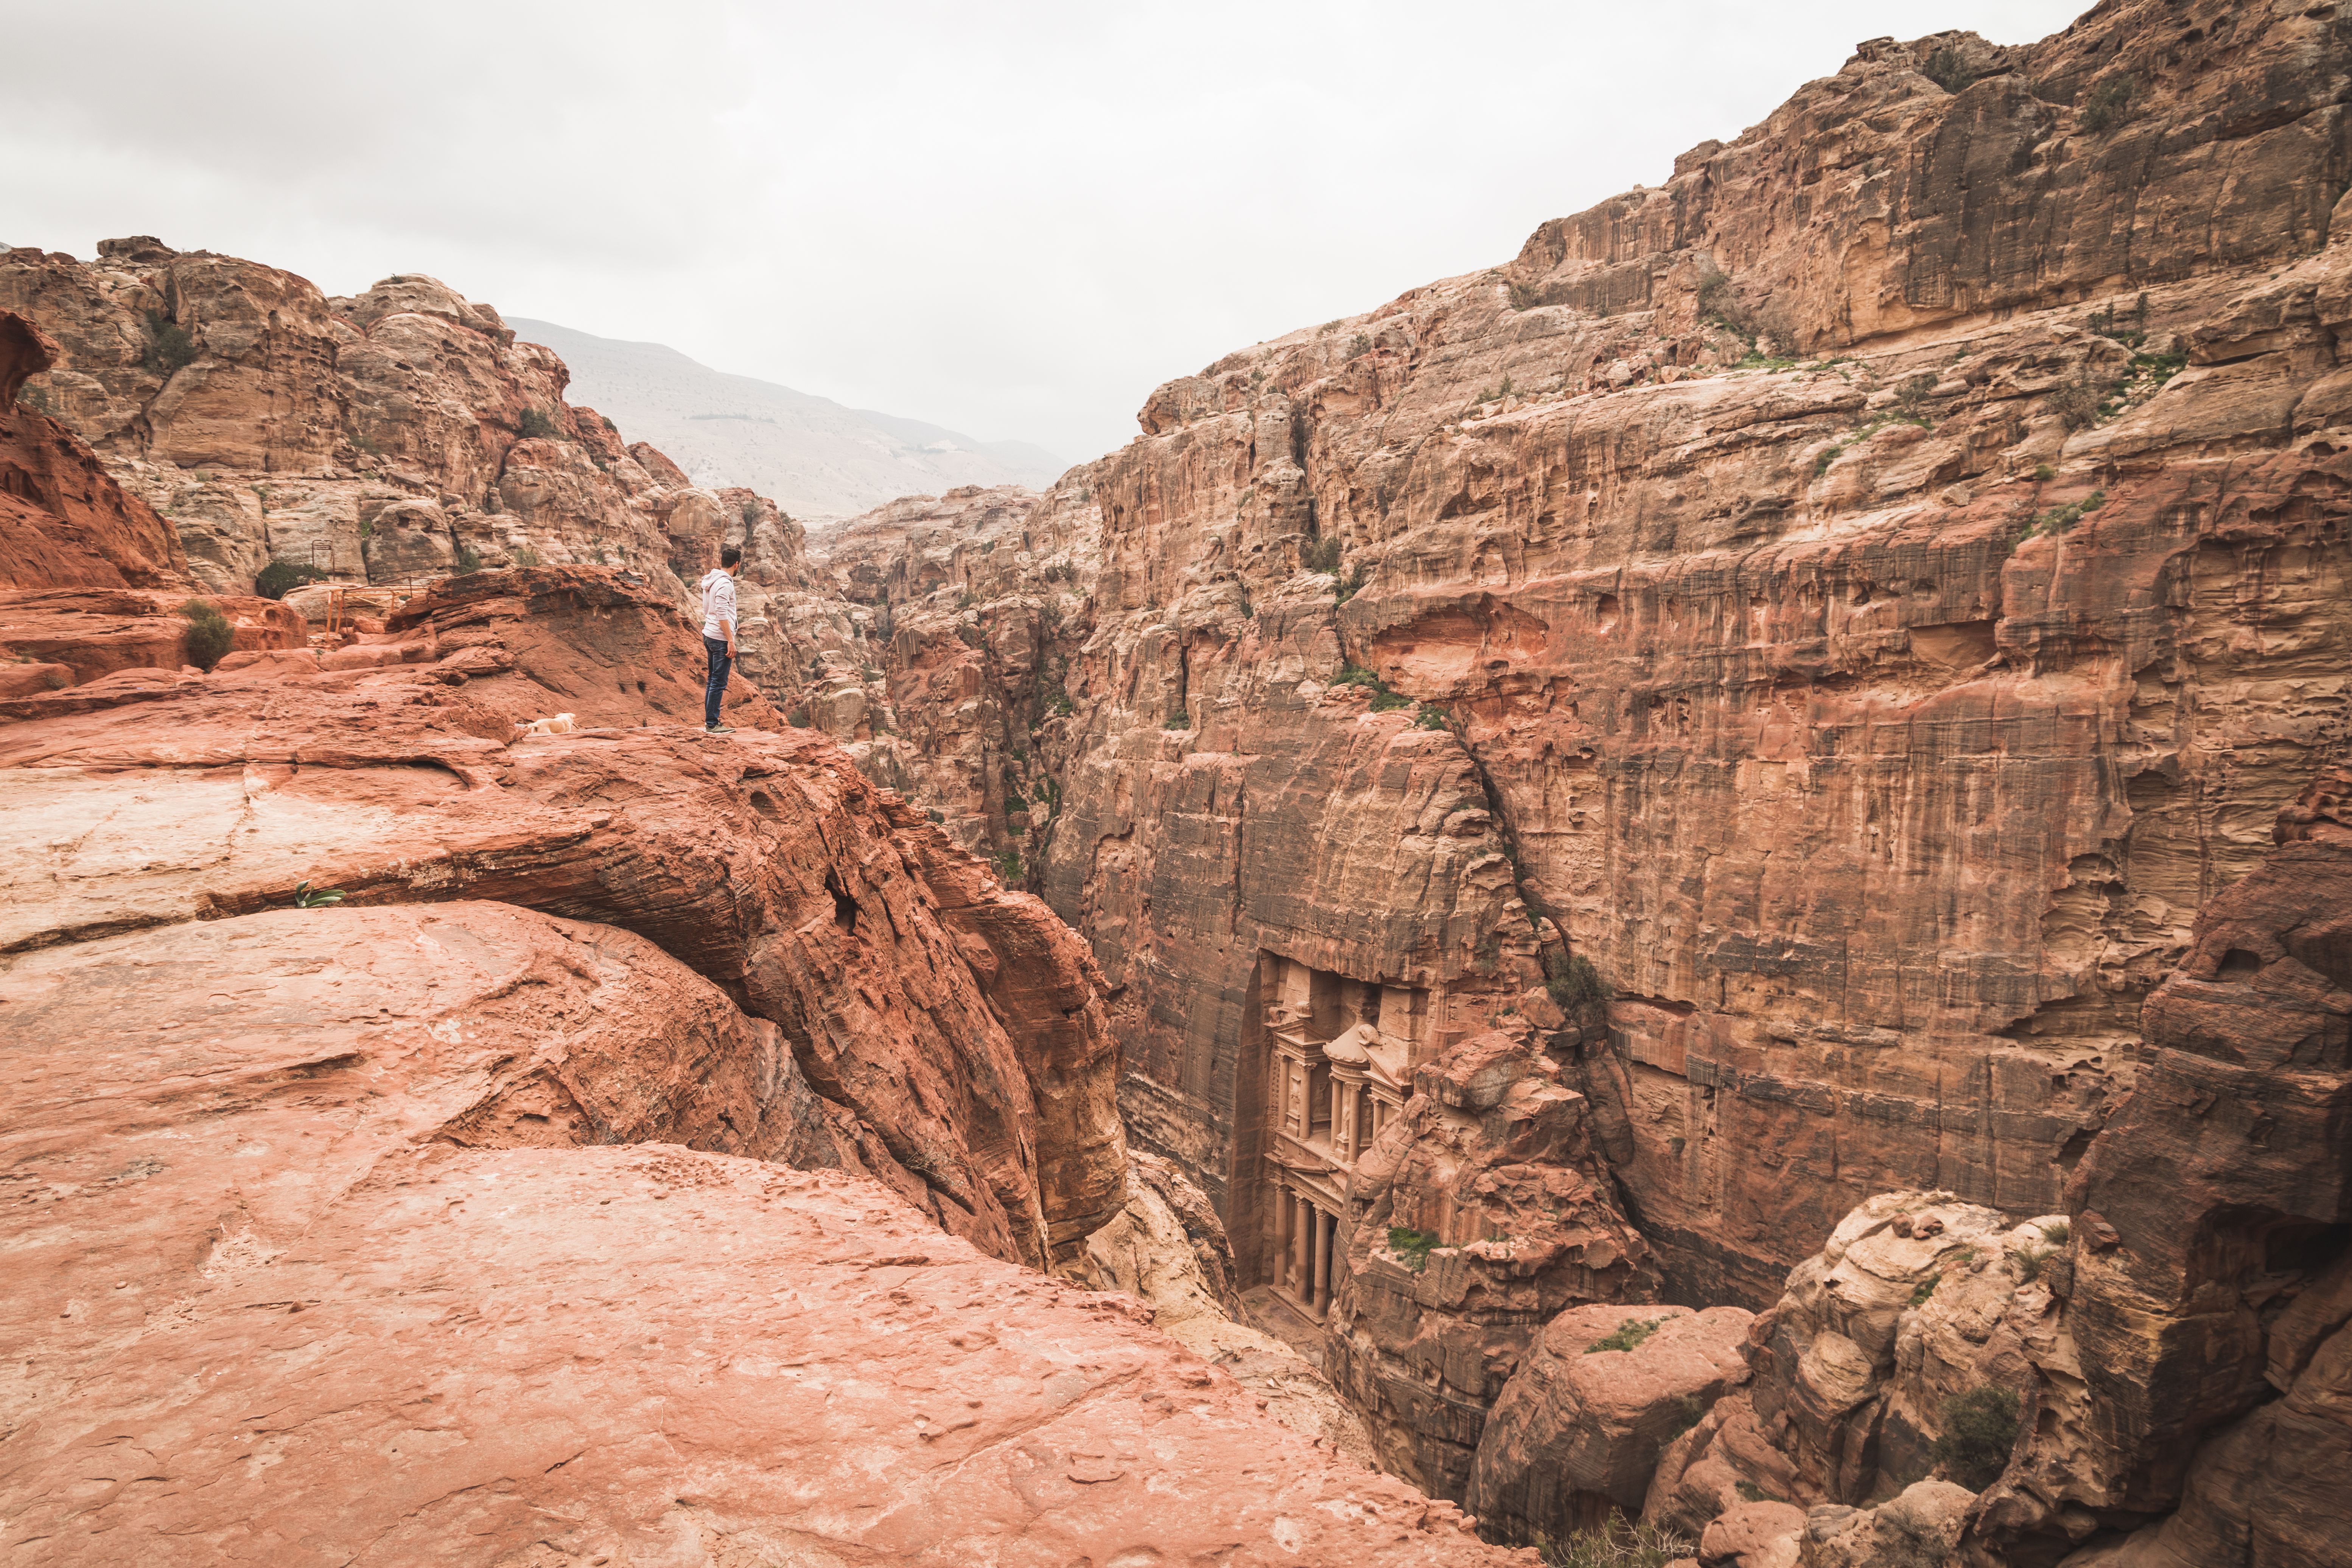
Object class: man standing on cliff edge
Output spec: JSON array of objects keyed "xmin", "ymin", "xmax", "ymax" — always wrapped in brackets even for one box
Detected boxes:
[{"xmin": 700, "ymin": 546, "xmax": 741, "ymax": 734}]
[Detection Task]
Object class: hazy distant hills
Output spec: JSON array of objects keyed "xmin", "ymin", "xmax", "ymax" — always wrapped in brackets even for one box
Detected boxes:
[{"xmin": 509, "ymin": 318, "xmax": 1065, "ymax": 521}]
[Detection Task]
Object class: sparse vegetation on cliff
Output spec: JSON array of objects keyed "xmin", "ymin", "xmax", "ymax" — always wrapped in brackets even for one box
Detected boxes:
[
  {"xmin": 141, "ymin": 310, "xmax": 199, "ymax": 376},
  {"xmin": 1386, "ymin": 1227, "xmax": 1440, "ymax": 1271},
  {"xmin": 516, "ymin": 406, "xmax": 563, "ymax": 440},
  {"xmin": 2080, "ymin": 72, "xmax": 2139, "ymax": 134},
  {"xmin": 178, "ymin": 599, "xmax": 232, "ymax": 670},
  {"xmin": 1585, "ymin": 1316, "xmax": 1664, "ymax": 1354},
  {"xmin": 1923, "ymin": 45, "xmax": 1976, "ymax": 93},
  {"xmin": 1535, "ymin": 1517, "xmax": 1694, "ymax": 1568},
  {"xmin": 1546, "ymin": 951, "xmax": 1610, "ymax": 1010},
  {"xmin": 1935, "ymin": 1385, "xmax": 2020, "ymax": 1490}
]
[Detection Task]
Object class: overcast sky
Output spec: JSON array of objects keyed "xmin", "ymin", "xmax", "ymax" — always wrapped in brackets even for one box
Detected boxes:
[{"xmin": 6, "ymin": 0, "xmax": 2086, "ymax": 464}]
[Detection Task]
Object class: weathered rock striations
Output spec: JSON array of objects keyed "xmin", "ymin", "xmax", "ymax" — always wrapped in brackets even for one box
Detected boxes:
[
  {"xmin": 0, "ymin": 902, "xmax": 1523, "ymax": 1566},
  {"xmin": 0, "ymin": 309, "xmax": 188, "ymax": 589},
  {"xmin": 0, "ymin": 241, "xmax": 855, "ymax": 730},
  {"xmin": 806, "ymin": 0, "xmax": 2352, "ymax": 1324},
  {"xmin": 0, "ymin": 572, "xmax": 1124, "ymax": 1269},
  {"xmin": 1330, "ymin": 1023, "xmax": 1664, "ymax": 1496},
  {"xmin": 0, "ymin": 389, "xmax": 1542, "ymax": 1560}
]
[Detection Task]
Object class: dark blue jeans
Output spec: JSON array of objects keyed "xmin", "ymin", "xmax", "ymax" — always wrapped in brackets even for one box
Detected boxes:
[{"xmin": 703, "ymin": 635, "xmax": 732, "ymax": 728}]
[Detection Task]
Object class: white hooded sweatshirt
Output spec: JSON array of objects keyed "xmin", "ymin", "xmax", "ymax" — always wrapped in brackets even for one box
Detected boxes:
[{"xmin": 700, "ymin": 568, "xmax": 737, "ymax": 641}]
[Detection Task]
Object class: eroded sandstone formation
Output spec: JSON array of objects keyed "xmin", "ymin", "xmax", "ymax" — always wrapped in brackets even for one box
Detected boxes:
[
  {"xmin": 0, "ymin": 900, "xmax": 1518, "ymax": 1565},
  {"xmin": 0, "ymin": 377, "xmax": 1535, "ymax": 1559}
]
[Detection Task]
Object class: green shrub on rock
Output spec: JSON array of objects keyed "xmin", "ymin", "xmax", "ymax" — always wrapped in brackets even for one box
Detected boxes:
[{"xmin": 179, "ymin": 599, "xmax": 233, "ymax": 670}]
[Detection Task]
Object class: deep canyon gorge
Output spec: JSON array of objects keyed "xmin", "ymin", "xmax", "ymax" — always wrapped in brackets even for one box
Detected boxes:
[{"xmin": 4, "ymin": 1, "xmax": 2350, "ymax": 1563}]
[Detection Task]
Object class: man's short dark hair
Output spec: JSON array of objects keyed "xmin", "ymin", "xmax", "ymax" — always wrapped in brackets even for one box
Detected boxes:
[{"xmin": 720, "ymin": 546, "xmax": 742, "ymax": 568}]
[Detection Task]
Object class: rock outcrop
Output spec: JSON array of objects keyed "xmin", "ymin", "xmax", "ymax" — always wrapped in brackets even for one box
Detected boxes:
[
  {"xmin": 0, "ymin": 385, "xmax": 1531, "ymax": 1561},
  {"xmin": 0, "ymin": 309, "xmax": 187, "ymax": 589},
  {"xmin": 0, "ymin": 569, "xmax": 1120, "ymax": 1269},
  {"xmin": 1330, "ymin": 1023, "xmax": 1663, "ymax": 1496},
  {"xmin": 0, "ymin": 899, "xmax": 1523, "ymax": 1566},
  {"xmin": 791, "ymin": 14, "xmax": 2352, "ymax": 1504},
  {"xmin": 0, "ymin": 243, "xmax": 857, "ymax": 730},
  {"xmin": 1469, "ymin": 1303, "xmax": 1755, "ymax": 1544}
]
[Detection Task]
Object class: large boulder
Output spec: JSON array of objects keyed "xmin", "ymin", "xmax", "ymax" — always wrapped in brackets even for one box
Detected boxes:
[
  {"xmin": 1469, "ymin": 1302, "xmax": 1754, "ymax": 1542},
  {"xmin": 1327, "ymin": 1023, "xmax": 1663, "ymax": 1501}
]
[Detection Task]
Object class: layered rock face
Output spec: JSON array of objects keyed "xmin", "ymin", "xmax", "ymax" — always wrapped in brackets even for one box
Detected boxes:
[
  {"xmin": 1330, "ymin": 1023, "xmax": 1664, "ymax": 1496},
  {"xmin": 0, "ymin": 568, "xmax": 1125, "ymax": 1268},
  {"xmin": 0, "ymin": 243, "xmax": 859, "ymax": 705},
  {"xmin": 0, "ymin": 391, "xmax": 1535, "ymax": 1560},
  {"xmin": 0, "ymin": 310, "xmax": 187, "ymax": 589},
  {"xmin": 781, "ymin": 0, "xmax": 2352, "ymax": 1537},
  {"xmin": 810, "ymin": 0, "xmax": 2352, "ymax": 1318},
  {"xmin": 0, "ymin": 900, "xmax": 1519, "ymax": 1566}
]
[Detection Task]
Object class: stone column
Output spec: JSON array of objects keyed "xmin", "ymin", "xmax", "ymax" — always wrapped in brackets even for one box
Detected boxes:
[
  {"xmin": 1272, "ymin": 1182, "xmax": 1290, "ymax": 1290},
  {"xmin": 1312, "ymin": 1206, "xmax": 1333, "ymax": 1316},
  {"xmin": 1293, "ymin": 1192, "xmax": 1311, "ymax": 1298}
]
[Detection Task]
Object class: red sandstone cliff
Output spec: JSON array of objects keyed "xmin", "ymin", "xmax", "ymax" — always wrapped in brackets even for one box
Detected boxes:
[
  {"xmin": 784, "ymin": 0, "xmax": 2352, "ymax": 1538},
  {"xmin": 0, "ymin": 377, "xmax": 1529, "ymax": 1561}
]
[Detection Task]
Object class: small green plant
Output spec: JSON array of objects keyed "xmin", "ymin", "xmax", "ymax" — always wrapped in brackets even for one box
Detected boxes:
[
  {"xmin": 1367, "ymin": 686, "xmax": 1410, "ymax": 712},
  {"xmin": 1934, "ymin": 1385, "xmax": 2021, "ymax": 1490},
  {"xmin": 601, "ymin": 414, "xmax": 618, "ymax": 432},
  {"xmin": 1386, "ymin": 1227, "xmax": 1440, "ymax": 1271},
  {"xmin": 291, "ymin": 880, "xmax": 346, "ymax": 909},
  {"xmin": 994, "ymin": 850, "xmax": 1024, "ymax": 886},
  {"xmin": 516, "ymin": 406, "xmax": 562, "ymax": 440},
  {"xmin": 1164, "ymin": 708, "xmax": 1191, "ymax": 729},
  {"xmin": 1349, "ymin": 331, "xmax": 1374, "ymax": 356},
  {"xmin": 511, "ymin": 545, "xmax": 541, "ymax": 567},
  {"xmin": 925, "ymin": 808, "xmax": 944, "ymax": 825},
  {"xmin": 178, "ymin": 599, "xmax": 233, "ymax": 670},
  {"xmin": 1814, "ymin": 443, "xmax": 1845, "ymax": 478},
  {"xmin": 2013, "ymin": 1244, "xmax": 2053, "ymax": 1283},
  {"xmin": 1896, "ymin": 371, "xmax": 1939, "ymax": 415},
  {"xmin": 1413, "ymin": 704, "xmax": 1449, "ymax": 730},
  {"xmin": 2080, "ymin": 73, "xmax": 2138, "ymax": 135},
  {"xmin": 1535, "ymin": 1516, "xmax": 1695, "ymax": 1568},
  {"xmin": 2032, "ymin": 463, "xmax": 2055, "ymax": 481},
  {"xmin": 1585, "ymin": 1316, "xmax": 1664, "ymax": 1354},
  {"xmin": 1507, "ymin": 281, "xmax": 1540, "ymax": 311},
  {"xmin": 252, "ymin": 558, "xmax": 327, "ymax": 600},
  {"xmin": 1545, "ymin": 952, "xmax": 1610, "ymax": 1010},
  {"xmin": 2019, "ymin": 489, "xmax": 2107, "ymax": 543},
  {"xmin": 2040, "ymin": 1219, "xmax": 2071, "ymax": 1245},
  {"xmin": 1735, "ymin": 1479, "xmax": 1789, "ymax": 1505},
  {"xmin": 453, "ymin": 544, "xmax": 482, "ymax": 575},
  {"xmin": 1923, "ymin": 45, "xmax": 1974, "ymax": 94},
  {"xmin": 2048, "ymin": 367, "xmax": 2109, "ymax": 430},
  {"xmin": 141, "ymin": 311, "xmax": 200, "ymax": 376},
  {"xmin": 1333, "ymin": 562, "xmax": 1369, "ymax": 603},
  {"xmin": 1910, "ymin": 1274, "xmax": 1941, "ymax": 1308},
  {"xmin": 1304, "ymin": 536, "xmax": 1344, "ymax": 573}
]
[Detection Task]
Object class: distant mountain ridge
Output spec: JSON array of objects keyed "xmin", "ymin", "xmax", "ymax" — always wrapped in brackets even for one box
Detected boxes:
[{"xmin": 508, "ymin": 317, "xmax": 1064, "ymax": 521}]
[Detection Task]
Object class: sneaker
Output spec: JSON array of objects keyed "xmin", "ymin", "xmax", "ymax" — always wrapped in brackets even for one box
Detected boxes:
[{"xmin": 704, "ymin": 723, "xmax": 733, "ymax": 735}]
